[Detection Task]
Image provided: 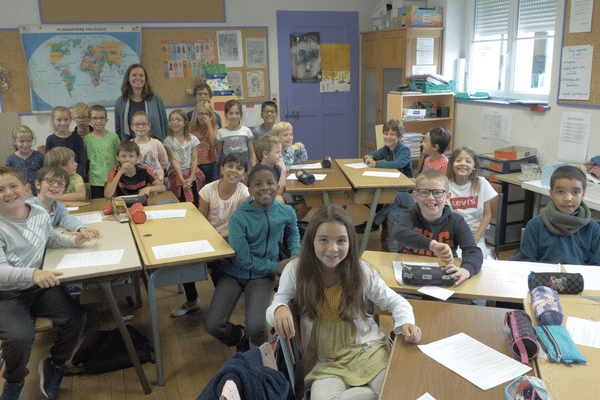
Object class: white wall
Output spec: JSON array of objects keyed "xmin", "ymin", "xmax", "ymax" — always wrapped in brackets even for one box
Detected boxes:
[
  {"xmin": 0, "ymin": 0, "xmax": 376, "ymax": 146},
  {"xmin": 453, "ymin": 0, "xmax": 599, "ymax": 167}
]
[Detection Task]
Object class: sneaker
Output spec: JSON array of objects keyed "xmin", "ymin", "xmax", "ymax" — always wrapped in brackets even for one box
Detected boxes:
[
  {"xmin": 39, "ymin": 358, "xmax": 65, "ymax": 400},
  {"xmin": 235, "ymin": 326, "xmax": 250, "ymax": 353},
  {"xmin": 354, "ymin": 221, "xmax": 379, "ymax": 234},
  {"xmin": 380, "ymin": 220, "xmax": 388, "ymax": 241},
  {"xmin": 1, "ymin": 381, "xmax": 24, "ymax": 400},
  {"xmin": 170, "ymin": 299, "xmax": 201, "ymax": 317}
]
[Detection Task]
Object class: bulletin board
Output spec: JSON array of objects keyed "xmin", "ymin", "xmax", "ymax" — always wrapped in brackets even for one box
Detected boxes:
[
  {"xmin": 141, "ymin": 27, "xmax": 270, "ymax": 106},
  {"xmin": 39, "ymin": 0, "xmax": 225, "ymax": 22},
  {"xmin": 0, "ymin": 29, "xmax": 32, "ymax": 113},
  {"xmin": 557, "ymin": 0, "xmax": 600, "ymax": 108}
]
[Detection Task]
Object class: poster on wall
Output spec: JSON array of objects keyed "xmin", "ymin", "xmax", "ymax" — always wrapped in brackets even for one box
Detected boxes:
[
  {"xmin": 227, "ymin": 71, "xmax": 244, "ymax": 99},
  {"xmin": 20, "ymin": 24, "xmax": 141, "ymax": 111},
  {"xmin": 320, "ymin": 43, "xmax": 350, "ymax": 92},
  {"xmin": 247, "ymin": 71, "xmax": 265, "ymax": 97},
  {"xmin": 246, "ymin": 38, "xmax": 267, "ymax": 68},
  {"xmin": 217, "ymin": 30, "xmax": 243, "ymax": 68},
  {"xmin": 161, "ymin": 39, "xmax": 215, "ymax": 78},
  {"xmin": 290, "ymin": 32, "xmax": 321, "ymax": 83}
]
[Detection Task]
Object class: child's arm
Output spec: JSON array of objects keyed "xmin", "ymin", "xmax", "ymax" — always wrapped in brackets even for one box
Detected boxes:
[
  {"xmin": 165, "ymin": 146, "xmax": 185, "ymax": 183},
  {"xmin": 247, "ymin": 140, "xmax": 257, "ymax": 167},
  {"xmin": 276, "ymin": 161, "xmax": 286, "ymax": 196},
  {"xmin": 291, "ymin": 143, "xmax": 308, "ymax": 164},
  {"xmin": 452, "ymin": 215, "xmax": 483, "ymax": 278},
  {"xmin": 393, "ymin": 207, "xmax": 440, "ymax": 254},
  {"xmin": 185, "ymin": 143, "xmax": 199, "ymax": 189},
  {"xmin": 156, "ymin": 141, "xmax": 170, "ymax": 171},
  {"xmin": 104, "ymin": 166, "xmax": 128, "ymax": 198},
  {"xmin": 205, "ymin": 123, "xmax": 218, "ymax": 147},
  {"xmin": 363, "ymin": 147, "xmax": 384, "ymax": 165},
  {"xmin": 519, "ymin": 219, "xmax": 541, "ymax": 262},
  {"xmin": 139, "ymin": 179, "xmax": 166, "ymax": 197},
  {"xmin": 374, "ymin": 144, "xmax": 411, "ymax": 170},
  {"xmin": 267, "ymin": 260, "xmax": 299, "ymax": 339},
  {"xmin": 59, "ymin": 175, "xmax": 86, "ymax": 202},
  {"xmin": 216, "ymin": 142, "xmax": 223, "ymax": 158}
]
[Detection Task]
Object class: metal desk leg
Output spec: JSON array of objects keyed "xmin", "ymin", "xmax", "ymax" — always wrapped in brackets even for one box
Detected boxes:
[
  {"xmin": 322, "ymin": 192, "xmax": 330, "ymax": 206},
  {"xmin": 360, "ymin": 188, "xmax": 382, "ymax": 255},
  {"xmin": 146, "ymin": 262, "xmax": 208, "ymax": 386},
  {"xmin": 98, "ymin": 279, "xmax": 152, "ymax": 394}
]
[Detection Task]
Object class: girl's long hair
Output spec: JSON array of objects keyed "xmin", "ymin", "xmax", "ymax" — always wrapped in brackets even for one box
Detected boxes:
[
  {"xmin": 447, "ymin": 146, "xmax": 481, "ymax": 194},
  {"xmin": 167, "ymin": 109, "xmax": 190, "ymax": 141},
  {"xmin": 294, "ymin": 204, "xmax": 367, "ymax": 322},
  {"xmin": 189, "ymin": 102, "xmax": 217, "ymax": 131}
]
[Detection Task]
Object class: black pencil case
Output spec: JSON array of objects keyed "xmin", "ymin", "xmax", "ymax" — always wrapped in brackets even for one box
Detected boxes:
[{"xmin": 528, "ymin": 272, "xmax": 584, "ymax": 294}]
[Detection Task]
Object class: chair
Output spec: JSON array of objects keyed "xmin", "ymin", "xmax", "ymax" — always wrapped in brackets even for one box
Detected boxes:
[
  {"xmin": 0, "ymin": 318, "xmax": 53, "ymax": 371},
  {"xmin": 374, "ymin": 124, "xmax": 384, "ymax": 149},
  {"xmin": 485, "ymin": 193, "xmax": 503, "ymax": 259}
]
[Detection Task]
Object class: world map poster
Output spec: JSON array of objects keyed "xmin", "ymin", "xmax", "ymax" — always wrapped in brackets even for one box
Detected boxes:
[{"xmin": 20, "ymin": 24, "xmax": 142, "ymax": 112}]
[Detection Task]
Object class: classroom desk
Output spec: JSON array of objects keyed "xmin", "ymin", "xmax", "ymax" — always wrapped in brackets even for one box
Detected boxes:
[
  {"xmin": 495, "ymin": 172, "xmax": 535, "ymax": 222},
  {"xmin": 285, "ymin": 160, "xmax": 351, "ymax": 207},
  {"xmin": 380, "ymin": 299, "xmax": 536, "ymax": 400},
  {"xmin": 522, "ymin": 179, "xmax": 600, "ymax": 215},
  {"xmin": 336, "ymin": 159, "xmax": 414, "ymax": 253},
  {"xmin": 69, "ymin": 191, "xmax": 178, "ymax": 214},
  {"xmin": 523, "ymin": 294, "xmax": 600, "ymax": 400},
  {"xmin": 43, "ymin": 216, "xmax": 152, "ymax": 394},
  {"xmin": 129, "ymin": 201, "xmax": 234, "ymax": 386}
]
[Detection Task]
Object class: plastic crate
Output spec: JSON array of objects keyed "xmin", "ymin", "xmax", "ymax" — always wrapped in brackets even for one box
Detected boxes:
[{"xmin": 413, "ymin": 80, "xmax": 456, "ymax": 93}]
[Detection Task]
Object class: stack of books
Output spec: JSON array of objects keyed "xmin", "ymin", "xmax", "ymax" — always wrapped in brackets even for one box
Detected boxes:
[{"xmin": 403, "ymin": 132, "xmax": 424, "ymax": 159}]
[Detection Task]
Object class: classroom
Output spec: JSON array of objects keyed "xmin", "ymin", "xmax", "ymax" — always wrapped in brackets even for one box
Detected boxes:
[{"xmin": 1, "ymin": 0, "xmax": 599, "ymax": 399}]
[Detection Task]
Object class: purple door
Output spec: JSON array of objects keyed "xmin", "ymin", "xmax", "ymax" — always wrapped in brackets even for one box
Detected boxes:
[{"xmin": 277, "ymin": 11, "xmax": 359, "ymax": 160}]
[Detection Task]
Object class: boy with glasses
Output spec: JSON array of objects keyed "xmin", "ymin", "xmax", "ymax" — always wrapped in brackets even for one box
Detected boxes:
[
  {"xmin": 71, "ymin": 102, "xmax": 93, "ymax": 139},
  {"xmin": 84, "ymin": 105, "xmax": 121, "ymax": 198},
  {"xmin": 394, "ymin": 169, "xmax": 482, "ymax": 286},
  {"xmin": 187, "ymin": 83, "xmax": 222, "ymax": 128},
  {"xmin": 252, "ymin": 101, "xmax": 279, "ymax": 142}
]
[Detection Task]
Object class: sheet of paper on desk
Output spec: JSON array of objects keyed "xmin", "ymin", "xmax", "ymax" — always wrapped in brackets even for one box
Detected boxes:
[
  {"xmin": 418, "ymin": 286, "xmax": 454, "ymax": 301},
  {"xmin": 566, "ymin": 316, "xmax": 600, "ymax": 349},
  {"xmin": 345, "ymin": 162, "xmax": 369, "ymax": 169},
  {"xmin": 74, "ymin": 213, "xmax": 103, "ymax": 224},
  {"xmin": 56, "ymin": 249, "xmax": 124, "ymax": 269},
  {"xmin": 489, "ymin": 260, "xmax": 560, "ymax": 294},
  {"xmin": 152, "ymin": 239, "xmax": 214, "ymax": 260},
  {"xmin": 66, "ymin": 206, "xmax": 79, "ymax": 211},
  {"xmin": 416, "ymin": 394, "xmax": 436, "ymax": 400},
  {"xmin": 563, "ymin": 264, "xmax": 600, "ymax": 291},
  {"xmin": 418, "ymin": 332, "xmax": 531, "ymax": 391},
  {"xmin": 288, "ymin": 162, "xmax": 322, "ymax": 170},
  {"xmin": 287, "ymin": 173, "xmax": 326, "ymax": 180},
  {"xmin": 362, "ymin": 171, "xmax": 401, "ymax": 178},
  {"xmin": 145, "ymin": 209, "xmax": 187, "ymax": 220}
]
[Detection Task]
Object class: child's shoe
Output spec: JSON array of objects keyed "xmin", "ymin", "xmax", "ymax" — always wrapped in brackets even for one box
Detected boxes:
[
  {"xmin": 1, "ymin": 380, "xmax": 24, "ymax": 400},
  {"xmin": 235, "ymin": 325, "xmax": 250, "ymax": 353},
  {"xmin": 39, "ymin": 358, "xmax": 65, "ymax": 400},
  {"xmin": 170, "ymin": 299, "xmax": 201, "ymax": 317}
]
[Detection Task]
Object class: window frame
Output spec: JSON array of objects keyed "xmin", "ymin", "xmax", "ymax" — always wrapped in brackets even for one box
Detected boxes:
[{"xmin": 466, "ymin": 0, "xmax": 557, "ymax": 101}]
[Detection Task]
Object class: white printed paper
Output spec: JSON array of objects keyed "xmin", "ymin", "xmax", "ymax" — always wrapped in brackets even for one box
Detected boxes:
[
  {"xmin": 145, "ymin": 209, "xmax": 187, "ymax": 220},
  {"xmin": 566, "ymin": 316, "xmax": 600, "ymax": 349},
  {"xmin": 152, "ymin": 239, "xmax": 214, "ymax": 260},
  {"xmin": 75, "ymin": 213, "xmax": 103, "ymax": 224},
  {"xmin": 490, "ymin": 260, "xmax": 560, "ymax": 297},
  {"xmin": 288, "ymin": 162, "xmax": 323, "ymax": 170},
  {"xmin": 345, "ymin": 162, "xmax": 369, "ymax": 169},
  {"xmin": 557, "ymin": 112, "xmax": 591, "ymax": 163},
  {"xmin": 570, "ymin": 0, "xmax": 594, "ymax": 33},
  {"xmin": 216, "ymin": 30, "xmax": 243, "ymax": 68},
  {"xmin": 418, "ymin": 333, "xmax": 531, "ymax": 391},
  {"xmin": 564, "ymin": 264, "xmax": 600, "ymax": 291},
  {"xmin": 482, "ymin": 109, "xmax": 512, "ymax": 142},
  {"xmin": 362, "ymin": 171, "xmax": 401, "ymax": 178},
  {"xmin": 56, "ymin": 249, "xmax": 124, "ymax": 269},
  {"xmin": 245, "ymin": 37, "xmax": 267, "ymax": 68},
  {"xmin": 418, "ymin": 286, "xmax": 454, "ymax": 301},
  {"xmin": 287, "ymin": 173, "xmax": 326, "ymax": 181},
  {"xmin": 559, "ymin": 45, "xmax": 593, "ymax": 100}
]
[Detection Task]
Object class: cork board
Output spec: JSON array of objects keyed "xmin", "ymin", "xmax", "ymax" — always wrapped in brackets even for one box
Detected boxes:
[
  {"xmin": 141, "ymin": 27, "xmax": 269, "ymax": 106},
  {"xmin": 39, "ymin": 0, "xmax": 225, "ymax": 23},
  {"xmin": 0, "ymin": 29, "xmax": 32, "ymax": 113},
  {"xmin": 557, "ymin": 0, "xmax": 600, "ymax": 108}
]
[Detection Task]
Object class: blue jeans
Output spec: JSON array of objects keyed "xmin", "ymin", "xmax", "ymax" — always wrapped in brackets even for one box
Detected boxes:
[
  {"xmin": 204, "ymin": 272, "xmax": 274, "ymax": 347},
  {"xmin": 198, "ymin": 162, "xmax": 218, "ymax": 185}
]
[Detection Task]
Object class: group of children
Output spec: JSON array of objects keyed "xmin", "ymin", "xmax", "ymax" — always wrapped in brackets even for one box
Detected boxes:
[{"xmin": 4, "ymin": 87, "xmax": 599, "ymax": 400}]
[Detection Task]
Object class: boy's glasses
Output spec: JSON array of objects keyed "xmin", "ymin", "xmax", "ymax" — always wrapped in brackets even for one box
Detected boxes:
[
  {"xmin": 169, "ymin": 118, "xmax": 184, "ymax": 123},
  {"xmin": 263, "ymin": 110, "xmax": 277, "ymax": 115},
  {"xmin": 43, "ymin": 178, "xmax": 66, "ymax": 188},
  {"xmin": 73, "ymin": 116, "xmax": 89, "ymax": 121},
  {"xmin": 132, "ymin": 123, "xmax": 149, "ymax": 128},
  {"xmin": 91, "ymin": 117, "xmax": 106, "ymax": 121},
  {"xmin": 416, "ymin": 189, "xmax": 447, "ymax": 198}
]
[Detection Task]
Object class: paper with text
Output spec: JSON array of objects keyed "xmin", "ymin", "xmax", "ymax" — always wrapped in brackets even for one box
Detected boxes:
[
  {"xmin": 288, "ymin": 162, "xmax": 323, "ymax": 170},
  {"xmin": 559, "ymin": 45, "xmax": 593, "ymax": 100},
  {"xmin": 152, "ymin": 239, "xmax": 215, "ymax": 260},
  {"xmin": 74, "ymin": 213, "xmax": 102, "ymax": 224},
  {"xmin": 418, "ymin": 332, "xmax": 531, "ymax": 391},
  {"xmin": 145, "ymin": 209, "xmax": 187, "ymax": 220},
  {"xmin": 570, "ymin": 0, "xmax": 594, "ymax": 33},
  {"xmin": 362, "ymin": 171, "xmax": 401, "ymax": 178},
  {"xmin": 56, "ymin": 249, "xmax": 124, "ymax": 269},
  {"xmin": 345, "ymin": 162, "xmax": 369, "ymax": 169},
  {"xmin": 488, "ymin": 260, "xmax": 560, "ymax": 296},
  {"xmin": 563, "ymin": 264, "xmax": 600, "ymax": 290},
  {"xmin": 558, "ymin": 112, "xmax": 591, "ymax": 163},
  {"xmin": 566, "ymin": 316, "xmax": 600, "ymax": 349}
]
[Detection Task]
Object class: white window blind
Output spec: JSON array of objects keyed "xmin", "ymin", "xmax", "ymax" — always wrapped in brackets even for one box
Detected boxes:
[
  {"xmin": 518, "ymin": 0, "xmax": 557, "ymax": 34},
  {"xmin": 475, "ymin": 0, "xmax": 509, "ymax": 38}
]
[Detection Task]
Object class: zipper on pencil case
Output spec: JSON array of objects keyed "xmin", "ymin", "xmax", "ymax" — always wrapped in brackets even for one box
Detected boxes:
[{"xmin": 541, "ymin": 325, "xmax": 563, "ymax": 362}]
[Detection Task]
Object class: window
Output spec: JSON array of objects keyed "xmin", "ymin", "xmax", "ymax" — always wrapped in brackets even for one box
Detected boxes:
[{"xmin": 468, "ymin": 0, "xmax": 557, "ymax": 100}]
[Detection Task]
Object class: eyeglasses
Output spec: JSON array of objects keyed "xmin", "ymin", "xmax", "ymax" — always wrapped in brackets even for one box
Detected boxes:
[
  {"xmin": 169, "ymin": 118, "xmax": 184, "ymax": 123},
  {"xmin": 132, "ymin": 123, "xmax": 149, "ymax": 128},
  {"xmin": 263, "ymin": 110, "xmax": 277, "ymax": 115},
  {"xmin": 198, "ymin": 113, "xmax": 211, "ymax": 117},
  {"xmin": 43, "ymin": 178, "xmax": 66, "ymax": 188},
  {"xmin": 196, "ymin": 92, "xmax": 210, "ymax": 97},
  {"xmin": 416, "ymin": 189, "xmax": 447, "ymax": 198},
  {"xmin": 91, "ymin": 117, "xmax": 106, "ymax": 121},
  {"xmin": 73, "ymin": 116, "xmax": 89, "ymax": 121}
]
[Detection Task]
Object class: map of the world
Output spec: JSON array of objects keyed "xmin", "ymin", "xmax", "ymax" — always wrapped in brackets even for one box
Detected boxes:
[{"xmin": 20, "ymin": 25, "xmax": 142, "ymax": 112}]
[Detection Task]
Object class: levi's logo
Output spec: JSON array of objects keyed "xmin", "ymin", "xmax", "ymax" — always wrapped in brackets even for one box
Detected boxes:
[{"xmin": 450, "ymin": 196, "xmax": 478, "ymax": 210}]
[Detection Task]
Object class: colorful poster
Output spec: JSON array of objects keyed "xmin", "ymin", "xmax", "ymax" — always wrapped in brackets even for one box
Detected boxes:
[
  {"xmin": 320, "ymin": 43, "xmax": 351, "ymax": 92},
  {"xmin": 246, "ymin": 38, "xmax": 267, "ymax": 68},
  {"xmin": 161, "ymin": 39, "xmax": 215, "ymax": 79},
  {"xmin": 290, "ymin": 32, "xmax": 321, "ymax": 83},
  {"xmin": 247, "ymin": 71, "xmax": 265, "ymax": 97}
]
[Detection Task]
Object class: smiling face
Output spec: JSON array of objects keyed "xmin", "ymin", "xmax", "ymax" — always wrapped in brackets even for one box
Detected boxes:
[
  {"xmin": 131, "ymin": 115, "xmax": 151, "ymax": 139},
  {"xmin": 248, "ymin": 169, "xmax": 278, "ymax": 209},
  {"xmin": 195, "ymin": 89, "xmax": 211, "ymax": 104},
  {"xmin": 313, "ymin": 221, "xmax": 350, "ymax": 270},
  {"xmin": 73, "ymin": 112, "xmax": 90, "ymax": 132},
  {"xmin": 262, "ymin": 144, "xmax": 282, "ymax": 167},
  {"xmin": 169, "ymin": 113, "xmax": 187, "ymax": 135},
  {"xmin": 452, "ymin": 151, "xmax": 476, "ymax": 184},
  {"xmin": 550, "ymin": 178, "xmax": 585, "ymax": 215},
  {"xmin": 221, "ymin": 161, "xmax": 246, "ymax": 185},
  {"xmin": 0, "ymin": 173, "xmax": 30, "ymax": 219},
  {"xmin": 117, "ymin": 150, "xmax": 139, "ymax": 166},
  {"xmin": 413, "ymin": 178, "xmax": 450, "ymax": 222},
  {"xmin": 35, "ymin": 174, "xmax": 67, "ymax": 202},
  {"xmin": 225, "ymin": 105, "xmax": 242, "ymax": 128},
  {"xmin": 90, "ymin": 110, "xmax": 108, "ymax": 132},
  {"xmin": 128, "ymin": 67, "xmax": 146, "ymax": 91},
  {"xmin": 261, "ymin": 105, "xmax": 278, "ymax": 125},
  {"xmin": 14, "ymin": 132, "xmax": 34, "ymax": 156},
  {"xmin": 52, "ymin": 111, "xmax": 72, "ymax": 135},
  {"xmin": 420, "ymin": 132, "xmax": 438, "ymax": 156},
  {"xmin": 277, "ymin": 129, "xmax": 294, "ymax": 149},
  {"xmin": 64, "ymin": 157, "xmax": 78, "ymax": 176},
  {"xmin": 383, "ymin": 129, "xmax": 399, "ymax": 149},
  {"xmin": 196, "ymin": 107, "xmax": 212, "ymax": 126}
]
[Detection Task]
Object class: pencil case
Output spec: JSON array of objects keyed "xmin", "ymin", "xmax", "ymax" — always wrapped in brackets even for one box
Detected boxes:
[
  {"xmin": 530, "ymin": 286, "xmax": 563, "ymax": 326},
  {"xmin": 534, "ymin": 325, "xmax": 587, "ymax": 364},
  {"xmin": 528, "ymin": 272, "xmax": 584, "ymax": 294},
  {"xmin": 402, "ymin": 264, "xmax": 454, "ymax": 286},
  {"xmin": 503, "ymin": 310, "xmax": 539, "ymax": 364},
  {"xmin": 504, "ymin": 376, "xmax": 550, "ymax": 400}
]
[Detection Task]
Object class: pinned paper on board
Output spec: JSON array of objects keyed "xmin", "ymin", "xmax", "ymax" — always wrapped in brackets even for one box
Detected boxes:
[{"xmin": 320, "ymin": 43, "xmax": 350, "ymax": 92}]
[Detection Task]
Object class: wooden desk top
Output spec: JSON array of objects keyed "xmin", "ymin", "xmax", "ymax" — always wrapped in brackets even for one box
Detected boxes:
[
  {"xmin": 495, "ymin": 172, "xmax": 524, "ymax": 186},
  {"xmin": 43, "ymin": 216, "xmax": 142, "ymax": 282},
  {"xmin": 285, "ymin": 160, "xmax": 351, "ymax": 194},
  {"xmin": 336, "ymin": 159, "xmax": 415, "ymax": 190},
  {"xmin": 381, "ymin": 299, "xmax": 534, "ymax": 400},
  {"xmin": 524, "ymin": 294, "xmax": 600, "ymax": 400},
  {"xmin": 522, "ymin": 179, "xmax": 600, "ymax": 211},
  {"xmin": 70, "ymin": 192, "xmax": 178, "ymax": 214},
  {"xmin": 362, "ymin": 251, "xmax": 529, "ymax": 302},
  {"xmin": 129, "ymin": 202, "xmax": 234, "ymax": 269}
]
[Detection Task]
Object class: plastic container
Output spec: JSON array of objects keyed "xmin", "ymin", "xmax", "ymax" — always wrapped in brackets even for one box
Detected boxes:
[{"xmin": 520, "ymin": 163, "xmax": 540, "ymax": 181}]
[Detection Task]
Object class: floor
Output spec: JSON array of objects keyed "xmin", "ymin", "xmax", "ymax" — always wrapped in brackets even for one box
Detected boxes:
[{"xmin": 0, "ymin": 199, "xmax": 518, "ymax": 400}]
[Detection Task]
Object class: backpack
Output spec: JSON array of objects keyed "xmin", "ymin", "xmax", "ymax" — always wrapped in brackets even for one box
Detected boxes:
[{"xmin": 71, "ymin": 325, "xmax": 154, "ymax": 375}]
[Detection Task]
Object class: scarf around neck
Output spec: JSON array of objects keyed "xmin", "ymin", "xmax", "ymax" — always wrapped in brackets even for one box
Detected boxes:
[{"xmin": 540, "ymin": 201, "xmax": 591, "ymax": 236}]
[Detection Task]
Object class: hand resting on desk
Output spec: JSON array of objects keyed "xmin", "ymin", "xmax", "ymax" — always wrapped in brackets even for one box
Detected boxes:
[
  {"xmin": 444, "ymin": 264, "xmax": 471, "ymax": 286},
  {"xmin": 429, "ymin": 240, "xmax": 453, "ymax": 264},
  {"xmin": 401, "ymin": 323, "xmax": 422, "ymax": 344}
]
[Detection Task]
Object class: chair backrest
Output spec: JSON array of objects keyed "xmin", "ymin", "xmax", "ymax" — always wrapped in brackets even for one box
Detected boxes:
[
  {"xmin": 375, "ymin": 124, "xmax": 384, "ymax": 149},
  {"xmin": 485, "ymin": 192, "xmax": 503, "ymax": 259}
]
